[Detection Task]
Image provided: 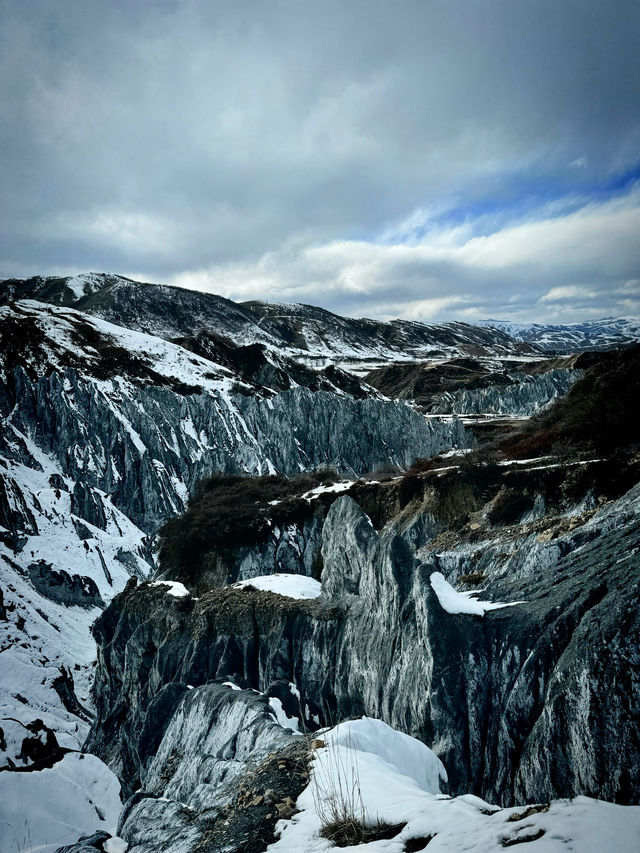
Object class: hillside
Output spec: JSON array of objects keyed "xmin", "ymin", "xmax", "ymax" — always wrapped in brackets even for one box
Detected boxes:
[{"xmin": 0, "ymin": 274, "xmax": 639, "ymax": 853}]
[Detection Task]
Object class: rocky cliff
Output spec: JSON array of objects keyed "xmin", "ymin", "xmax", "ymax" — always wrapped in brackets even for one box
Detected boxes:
[
  {"xmin": 2, "ymin": 277, "xmax": 638, "ymax": 852},
  {"xmin": 366, "ymin": 356, "xmax": 584, "ymax": 417},
  {"xmin": 430, "ymin": 368, "xmax": 580, "ymax": 416},
  {"xmin": 86, "ymin": 456, "xmax": 640, "ymax": 850},
  {"xmin": 0, "ymin": 301, "xmax": 470, "ymax": 534}
]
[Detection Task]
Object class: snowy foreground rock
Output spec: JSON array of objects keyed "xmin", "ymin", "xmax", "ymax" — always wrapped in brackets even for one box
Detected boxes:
[
  {"xmin": 268, "ymin": 718, "xmax": 640, "ymax": 853},
  {"xmin": 88, "ymin": 480, "xmax": 640, "ymax": 819},
  {"xmin": 78, "ymin": 708, "xmax": 640, "ymax": 852},
  {"xmin": 2, "ymin": 279, "xmax": 639, "ymax": 851}
]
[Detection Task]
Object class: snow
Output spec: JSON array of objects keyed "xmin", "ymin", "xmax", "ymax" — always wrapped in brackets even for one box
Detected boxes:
[
  {"xmin": 481, "ymin": 317, "xmax": 640, "ymax": 352},
  {"xmin": 0, "ymin": 752, "xmax": 122, "ymax": 853},
  {"xmin": 0, "ymin": 414, "xmax": 150, "ymax": 848},
  {"xmin": 104, "ymin": 839, "xmax": 129, "ymax": 853},
  {"xmin": 4, "ymin": 300, "xmax": 249, "ymax": 397},
  {"xmin": 149, "ymin": 580, "xmax": 191, "ymax": 598},
  {"xmin": 65, "ymin": 274, "xmax": 91, "ymax": 300},
  {"xmin": 289, "ymin": 682, "xmax": 301, "ymax": 700},
  {"xmin": 264, "ymin": 480, "xmax": 355, "ymax": 507},
  {"xmin": 268, "ymin": 717, "xmax": 640, "ymax": 853},
  {"xmin": 269, "ymin": 697, "xmax": 302, "ymax": 733},
  {"xmin": 301, "ymin": 481, "xmax": 354, "ymax": 500},
  {"xmin": 231, "ymin": 573, "xmax": 322, "ymax": 599},
  {"xmin": 430, "ymin": 572, "xmax": 523, "ymax": 616},
  {"xmin": 63, "ymin": 273, "xmax": 105, "ymax": 302},
  {"xmin": 497, "ymin": 456, "xmax": 552, "ymax": 466},
  {"xmin": 327, "ymin": 718, "xmax": 447, "ymax": 792},
  {"xmin": 0, "ymin": 453, "xmax": 150, "ymax": 766}
]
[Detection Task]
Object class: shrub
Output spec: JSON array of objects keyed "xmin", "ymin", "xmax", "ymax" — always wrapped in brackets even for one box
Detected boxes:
[
  {"xmin": 458, "ymin": 572, "xmax": 486, "ymax": 586},
  {"xmin": 501, "ymin": 345, "xmax": 640, "ymax": 459},
  {"xmin": 320, "ymin": 817, "xmax": 406, "ymax": 847},
  {"xmin": 312, "ymin": 731, "xmax": 406, "ymax": 848},
  {"xmin": 158, "ymin": 469, "xmax": 338, "ymax": 583}
]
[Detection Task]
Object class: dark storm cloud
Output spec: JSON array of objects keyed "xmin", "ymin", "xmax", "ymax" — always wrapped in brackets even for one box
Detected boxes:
[{"xmin": 1, "ymin": 0, "xmax": 639, "ymax": 321}]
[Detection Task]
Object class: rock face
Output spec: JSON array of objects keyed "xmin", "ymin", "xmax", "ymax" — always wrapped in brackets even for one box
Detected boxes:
[
  {"xmin": 176, "ymin": 511, "xmax": 326, "ymax": 590},
  {"xmin": 431, "ymin": 368, "xmax": 580, "ymax": 416},
  {"xmin": 87, "ymin": 476, "xmax": 640, "ymax": 834},
  {"xmin": 27, "ymin": 561, "xmax": 105, "ymax": 608},
  {"xmin": 118, "ymin": 685, "xmax": 301, "ymax": 851},
  {"xmin": 4, "ymin": 365, "xmax": 468, "ymax": 534}
]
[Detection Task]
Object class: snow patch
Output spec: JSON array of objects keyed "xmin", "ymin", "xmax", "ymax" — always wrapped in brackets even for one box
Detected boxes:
[
  {"xmin": 430, "ymin": 572, "xmax": 523, "ymax": 616},
  {"xmin": 268, "ymin": 717, "xmax": 640, "ymax": 853},
  {"xmin": 231, "ymin": 573, "xmax": 322, "ymax": 599},
  {"xmin": 269, "ymin": 697, "xmax": 302, "ymax": 733},
  {"xmin": 149, "ymin": 580, "xmax": 191, "ymax": 598},
  {"xmin": 0, "ymin": 752, "xmax": 122, "ymax": 853}
]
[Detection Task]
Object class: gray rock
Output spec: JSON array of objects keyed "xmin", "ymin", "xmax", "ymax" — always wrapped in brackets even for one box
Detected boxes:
[
  {"xmin": 27, "ymin": 561, "xmax": 105, "ymax": 608},
  {"xmin": 88, "ymin": 483, "xmax": 640, "ymax": 820},
  {"xmin": 117, "ymin": 685, "xmax": 299, "ymax": 852},
  {"xmin": 3, "ymin": 366, "xmax": 470, "ymax": 534},
  {"xmin": 431, "ymin": 368, "xmax": 581, "ymax": 416},
  {"xmin": 56, "ymin": 831, "xmax": 111, "ymax": 852}
]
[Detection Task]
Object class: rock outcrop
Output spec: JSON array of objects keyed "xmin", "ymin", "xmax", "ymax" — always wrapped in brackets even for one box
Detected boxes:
[
  {"xmin": 431, "ymin": 368, "xmax": 580, "ymax": 416},
  {"xmin": 2, "ymin": 363, "xmax": 469, "ymax": 535},
  {"xmin": 87, "ymin": 475, "xmax": 640, "ymax": 835}
]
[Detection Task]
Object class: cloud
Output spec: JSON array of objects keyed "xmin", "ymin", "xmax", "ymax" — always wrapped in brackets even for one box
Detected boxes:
[
  {"xmin": 171, "ymin": 187, "xmax": 640, "ymax": 322},
  {"xmin": 540, "ymin": 286, "xmax": 598, "ymax": 303},
  {"xmin": 1, "ymin": 0, "xmax": 639, "ymax": 321},
  {"xmin": 570, "ymin": 157, "xmax": 588, "ymax": 169}
]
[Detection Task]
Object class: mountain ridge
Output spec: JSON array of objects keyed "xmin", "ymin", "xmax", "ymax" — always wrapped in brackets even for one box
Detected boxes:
[
  {"xmin": 4, "ymin": 272, "xmax": 638, "ymax": 360},
  {"xmin": 0, "ymin": 272, "xmax": 537, "ymax": 360},
  {"xmin": 482, "ymin": 316, "xmax": 640, "ymax": 352}
]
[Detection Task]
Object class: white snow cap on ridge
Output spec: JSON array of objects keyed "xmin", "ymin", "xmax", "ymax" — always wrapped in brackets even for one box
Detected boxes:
[
  {"xmin": 231, "ymin": 573, "xmax": 322, "ymax": 599},
  {"xmin": 150, "ymin": 580, "xmax": 191, "ymax": 598}
]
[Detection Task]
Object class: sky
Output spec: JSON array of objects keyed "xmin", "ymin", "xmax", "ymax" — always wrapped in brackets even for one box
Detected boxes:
[{"xmin": 1, "ymin": 0, "xmax": 639, "ymax": 323}]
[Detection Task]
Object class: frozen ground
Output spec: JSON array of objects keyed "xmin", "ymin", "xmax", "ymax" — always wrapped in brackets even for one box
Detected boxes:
[
  {"xmin": 0, "ymin": 753, "xmax": 122, "ymax": 853},
  {"xmin": 269, "ymin": 718, "xmax": 640, "ymax": 852}
]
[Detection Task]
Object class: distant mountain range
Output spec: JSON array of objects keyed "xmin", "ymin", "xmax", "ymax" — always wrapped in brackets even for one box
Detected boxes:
[
  {"xmin": 0, "ymin": 272, "xmax": 535, "ymax": 361},
  {"xmin": 2, "ymin": 272, "xmax": 637, "ymax": 358},
  {"xmin": 481, "ymin": 317, "xmax": 640, "ymax": 353}
]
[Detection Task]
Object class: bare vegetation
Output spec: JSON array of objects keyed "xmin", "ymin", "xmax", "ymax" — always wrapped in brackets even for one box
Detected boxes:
[
  {"xmin": 501, "ymin": 345, "xmax": 640, "ymax": 458},
  {"xmin": 312, "ymin": 732, "xmax": 406, "ymax": 847},
  {"xmin": 159, "ymin": 469, "xmax": 337, "ymax": 583}
]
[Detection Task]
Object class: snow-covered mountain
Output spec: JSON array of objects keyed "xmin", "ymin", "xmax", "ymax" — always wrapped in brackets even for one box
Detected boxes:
[
  {"xmin": 1, "ymin": 274, "xmax": 639, "ymax": 852},
  {"xmin": 481, "ymin": 317, "xmax": 640, "ymax": 352},
  {"xmin": 1, "ymin": 272, "xmax": 538, "ymax": 361},
  {"xmin": 0, "ymin": 293, "xmax": 472, "ymax": 850}
]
